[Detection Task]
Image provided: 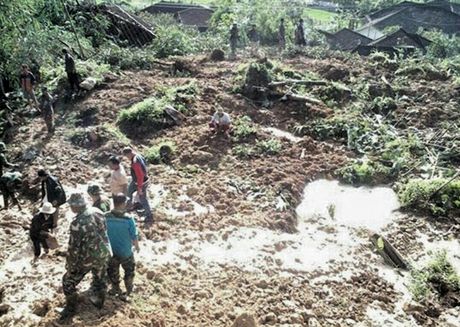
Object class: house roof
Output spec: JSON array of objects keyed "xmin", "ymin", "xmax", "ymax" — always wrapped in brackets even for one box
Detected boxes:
[
  {"xmin": 324, "ymin": 28, "xmax": 372, "ymax": 51},
  {"xmin": 358, "ymin": 5, "xmax": 460, "ymax": 36},
  {"xmin": 367, "ymin": 1, "xmax": 460, "ymax": 21},
  {"xmin": 141, "ymin": 2, "xmax": 211, "ymax": 15},
  {"xmin": 368, "ymin": 28, "xmax": 431, "ymax": 49},
  {"xmin": 177, "ymin": 7, "xmax": 213, "ymax": 28}
]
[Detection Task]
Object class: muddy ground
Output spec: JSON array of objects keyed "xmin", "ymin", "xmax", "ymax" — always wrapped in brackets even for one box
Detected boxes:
[{"xmin": 0, "ymin": 53, "xmax": 459, "ymax": 327}]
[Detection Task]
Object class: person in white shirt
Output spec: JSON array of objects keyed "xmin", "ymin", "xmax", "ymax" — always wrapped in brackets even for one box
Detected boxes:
[
  {"xmin": 209, "ymin": 108, "xmax": 232, "ymax": 136},
  {"xmin": 108, "ymin": 156, "xmax": 128, "ymax": 196}
]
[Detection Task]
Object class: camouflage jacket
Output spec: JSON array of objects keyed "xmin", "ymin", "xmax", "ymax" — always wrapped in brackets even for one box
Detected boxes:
[
  {"xmin": 93, "ymin": 195, "xmax": 111, "ymax": 213},
  {"xmin": 0, "ymin": 153, "xmax": 13, "ymax": 176},
  {"xmin": 66, "ymin": 207, "xmax": 111, "ymax": 272}
]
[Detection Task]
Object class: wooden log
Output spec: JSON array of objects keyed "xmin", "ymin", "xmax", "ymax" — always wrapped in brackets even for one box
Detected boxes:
[
  {"xmin": 269, "ymin": 79, "xmax": 329, "ymax": 87},
  {"xmin": 371, "ymin": 233, "xmax": 408, "ymax": 270}
]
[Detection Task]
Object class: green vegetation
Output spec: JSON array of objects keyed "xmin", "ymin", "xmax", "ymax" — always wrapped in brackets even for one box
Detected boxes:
[
  {"xmin": 410, "ymin": 251, "xmax": 460, "ymax": 301},
  {"xmin": 337, "ymin": 158, "xmax": 392, "ymax": 185},
  {"xmin": 398, "ymin": 178, "xmax": 460, "ymax": 217},
  {"xmin": 118, "ymin": 97, "xmax": 166, "ymax": 135},
  {"xmin": 118, "ymin": 82, "xmax": 197, "ymax": 136},
  {"xmin": 145, "ymin": 140, "xmax": 176, "ymax": 164},
  {"xmin": 232, "ymin": 116, "xmax": 257, "ymax": 141},
  {"xmin": 304, "ymin": 8, "xmax": 337, "ymax": 23},
  {"xmin": 256, "ymin": 139, "xmax": 282, "ymax": 155},
  {"xmin": 233, "ymin": 144, "xmax": 254, "ymax": 158}
]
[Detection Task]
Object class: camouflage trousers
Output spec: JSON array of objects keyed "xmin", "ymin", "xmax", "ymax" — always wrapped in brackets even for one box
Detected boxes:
[
  {"xmin": 107, "ymin": 255, "xmax": 135, "ymax": 294},
  {"xmin": 63, "ymin": 264, "xmax": 108, "ymax": 298}
]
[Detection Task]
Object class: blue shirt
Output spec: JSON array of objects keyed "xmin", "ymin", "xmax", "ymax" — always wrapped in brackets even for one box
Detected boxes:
[{"xmin": 105, "ymin": 211, "xmax": 138, "ymax": 258}]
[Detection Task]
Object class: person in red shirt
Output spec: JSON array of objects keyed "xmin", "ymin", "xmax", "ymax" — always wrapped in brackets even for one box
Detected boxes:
[{"xmin": 122, "ymin": 147, "xmax": 153, "ymax": 226}]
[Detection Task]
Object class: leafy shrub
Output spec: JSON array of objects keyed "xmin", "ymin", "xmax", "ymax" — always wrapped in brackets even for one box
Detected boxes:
[
  {"xmin": 256, "ymin": 138, "xmax": 282, "ymax": 155},
  {"xmin": 233, "ymin": 116, "xmax": 257, "ymax": 141},
  {"xmin": 96, "ymin": 43, "xmax": 157, "ymax": 70},
  {"xmin": 145, "ymin": 140, "xmax": 176, "ymax": 164},
  {"xmin": 410, "ymin": 251, "xmax": 460, "ymax": 301},
  {"xmin": 117, "ymin": 98, "xmax": 168, "ymax": 136},
  {"xmin": 157, "ymin": 82, "xmax": 199, "ymax": 113},
  {"xmin": 233, "ymin": 145, "xmax": 254, "ymax": 158},
  {"xmin": 337, "ymin": 158, "xmax": 392, "ymax": 185},
  {"xmin": 398, "ymin": 178, "xmax": 460, "ymax": 217}
]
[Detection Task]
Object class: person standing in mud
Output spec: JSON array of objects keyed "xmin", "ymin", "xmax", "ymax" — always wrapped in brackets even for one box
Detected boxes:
[
  {"xmin": 0, "ymin": 171, "xmax": 22, "ymax": 210},
  {"xmin": 229, "ymin": 23, "xmax": 239, "ymax": 58},
  {"xmin": 109, "ymin": 156, "xmax": 128, "ymax": 196},
  {"xmin": 19, "ymin": 64, "xmax": 39, "ymax": 109},
  {"xmin": 248, "ymin": 24, "xmax": 260, "ymax": 46},
  {"xmin": 59, "ymin": 193, "xmax": 111, "ymax": 322},
  {"xmin": 122, "ymin": 147, "xmax": 153, "ymax": 226},
  {"xmin": 38, "ymin": 87, "xmax": 55, "ymax": 134},
  {"xmin": 278, "ymin": 18, "xmax": 286, "ymax": 50},
  {"xmin": 106, "ymin": 193, "xmax": 139, "ymax": 301},
  {"xmin": 0, "ymin": 142, "xmax": 17, "ymax": 177},
  {"xmin": 62, "ymin": 49, "xmax": 81, "ymax": 93},
  {"xmin": 294, "ymin": 18, "xmax": 307, "ymax": 47},
  {"xmin": 87, "ymin": 183, "xmax": 111, "ymax": 213},
  {"xmin": 38, "ymin": 168, "xmax": 66, "ymax": 228},
  {"xmin": 29, "ymin": 202, "xmax": 55, "ymax": 260}
]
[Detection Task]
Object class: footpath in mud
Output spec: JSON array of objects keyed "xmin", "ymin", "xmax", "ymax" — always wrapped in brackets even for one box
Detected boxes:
[{"xmin": 0, "ymin": 55, "xmax": 459, "ymax": 327}]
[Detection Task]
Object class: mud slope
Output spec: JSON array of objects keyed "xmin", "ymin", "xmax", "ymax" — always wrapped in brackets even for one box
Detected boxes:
[{"xmin": 0, "ymin": 55, "xmax": 459, "ymax": 327}]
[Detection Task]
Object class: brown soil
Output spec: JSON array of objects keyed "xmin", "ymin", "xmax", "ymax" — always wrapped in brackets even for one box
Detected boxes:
[{"xmin": 1, "ymin": 53, "xmax": 459, "ymax": 327}]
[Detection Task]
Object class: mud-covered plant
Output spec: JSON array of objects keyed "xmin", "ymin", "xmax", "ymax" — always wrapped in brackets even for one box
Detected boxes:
[
  {"xmin": 256, "ymin": 138, "xmax": 282, "ymax": 155},
  {"xmin": 410, "ymin": 251, "xmax": 460, "ymax": 302},
  {"xmin": 158, "ymin": 82, "xmax": 199, "ymax": 113},
  {"xmin": 233, "ymin": 116, "xmax": 257, "ymax": 141},
  {"xmin": 337, "ymin": 158, "xmax": 392, "ymax": 185},
  {"xmin": 398, "ymin": 178, "xmax": 460, "ymax": 217},
  {"xmin": 145, "ymin": 141, "xmax": 176, "ymax": 164},
  {"xmin": 117, "ymin": 98, "xmax": 168, "ymax": 136},
  {"xmin": 233, "ymin": 145, "xmax": 254, "ymax": 158}
]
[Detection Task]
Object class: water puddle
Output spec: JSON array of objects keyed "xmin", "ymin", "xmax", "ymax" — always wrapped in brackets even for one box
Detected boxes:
[{"xmin": 140, "ymin": 180, "xmax": 401, "ymax": 272}]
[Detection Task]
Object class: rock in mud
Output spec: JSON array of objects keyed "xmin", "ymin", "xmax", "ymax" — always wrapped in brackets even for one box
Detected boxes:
[
  {"xmin": 232, "ymin": 312, "xmax": 258, "ymax": 327},
  {"xmin": 210, "ymin": 49, "xmax": 225, "ymax": 61},
  {"xmin": 80, "ymin": 77, "xmax": 97, "ymax": 91},
  {"xmin": 0, "ymin": 304, "xmax": 11, "ymax": 316},
  {"xmin": 32, "ymin": 300, "xmax": 50, "ymax": 317}
]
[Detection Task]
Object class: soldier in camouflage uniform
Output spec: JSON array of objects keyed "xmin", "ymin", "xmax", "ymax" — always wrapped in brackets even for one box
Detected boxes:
[
  {"xmin": 0, "ymin": 142, "xmax": 16, "ymax": 177},
  {"xmin": 59, "ymin": 193, "xmax": 111, "ymax": 322},
  {"xmin": 0, "ymin": 171, "xmax": 22, "ymax": 210},
  {"xmin": 87, "ymin": 183, "xmax": 111, "ymax": 213}
]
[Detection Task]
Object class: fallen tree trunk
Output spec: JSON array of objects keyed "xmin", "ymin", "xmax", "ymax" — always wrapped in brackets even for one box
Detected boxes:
[
  {"xmin": 269, "ymin": 79, "xmax": 328, "ymax": 87},
  {"xmin": 270, "ymin": 91, "xmax": 324, "ymax": 106}
]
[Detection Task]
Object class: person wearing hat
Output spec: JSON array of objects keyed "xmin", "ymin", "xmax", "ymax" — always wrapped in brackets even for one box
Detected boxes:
[
  {"xmin": 38, "ymin": 86, "xmax": 55, "ymax": 134},
  {"xmin": 122, "ymin": 147, "xmax": 153, "ymax": 226},
  {"xmin": 0, "ymin": 171, "xmax": 22, "ymax": 210},
  {"xmin": 29, "ymin": 202, "xmax": 55, "ymax": 260},
  {"xmin": 38, "ymin": 168, "xmax": 66, "ymax": 228},
  {"xmin": 209, "ymin": 107, "xmax": 232, "ymax": 137},
  {"xmin": 87, "ymin": 183, "xmax": 111, "ymax": 213},
  {"xmin": 106, "ymin": 193, "xmax": 139, "ymax": 301},
  {"xmin": 0, "ymin": 142, "xmax": 16, "ymax": 177},
  {"xmin": 294, "ymin": 18, "xmax": 307, "ymax": 47},
  {"xmin": 60, "ymin": 192, "xmax": 111, "ymax": 322}
]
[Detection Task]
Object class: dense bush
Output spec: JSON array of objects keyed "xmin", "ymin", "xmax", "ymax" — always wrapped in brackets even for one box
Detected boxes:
[
  {"xmin": 398, "ymin": 178, "xmax": 460, "ymax": 217},
  {"xmin": 118, "ymin": 98, "xmax": 168, "ymax": 136}
]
